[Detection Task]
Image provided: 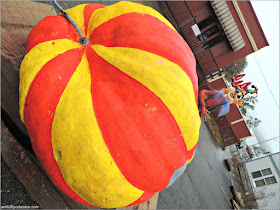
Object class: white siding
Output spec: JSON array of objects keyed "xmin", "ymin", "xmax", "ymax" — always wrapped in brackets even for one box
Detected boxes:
[
  {"xmin": 272, "ymin": 154, "xmax": 279, "ymax": 167},
  {"xmin": 245, "ymin": 153, "xmax": 280, "ymax": 209}
]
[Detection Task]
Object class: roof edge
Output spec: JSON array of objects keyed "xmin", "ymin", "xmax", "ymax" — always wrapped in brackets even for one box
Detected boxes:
[{"xmin": 248, "ymin": 1, "xmax": 269, "ymax": 47}]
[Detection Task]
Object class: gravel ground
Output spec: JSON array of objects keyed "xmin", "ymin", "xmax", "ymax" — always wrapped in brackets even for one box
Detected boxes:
[{"xmin": 1, "ymin": 159, "xmax": 39, "ymax": 209}]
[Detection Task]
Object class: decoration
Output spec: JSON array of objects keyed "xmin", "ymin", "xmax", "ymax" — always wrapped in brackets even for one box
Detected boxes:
[
  {"xmin": 19, "ymin": 1, "xmax": 201, "ymax": 208},
  {"xmin": 199, "ymin": 88, "xmax": 234, "ymax": 119},
  {"xmin": 231, "ymin": 74, "xmax": 258, "ymax": 96},
  {"xmin": 199, "ymin": 74, "xmax": 258, "ymax": 120}
]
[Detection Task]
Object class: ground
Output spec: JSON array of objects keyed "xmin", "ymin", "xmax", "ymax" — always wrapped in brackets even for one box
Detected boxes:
[{"xmin": 1, "ymin": 159, "xmax": 39, "ymax": 208}]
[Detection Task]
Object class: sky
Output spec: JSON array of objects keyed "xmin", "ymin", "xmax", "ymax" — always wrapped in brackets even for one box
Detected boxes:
[{"xmin": 242, "ymin": 1, "xmax": 279, "ymax": 153}]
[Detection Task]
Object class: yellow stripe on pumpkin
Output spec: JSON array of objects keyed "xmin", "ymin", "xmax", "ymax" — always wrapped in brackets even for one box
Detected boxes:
[
  {"xmin": 92, "ymin": 45, "xmax": 201, "ymax": 151},
  {"xmin": 87, "ymin": 1, "xmax": 176, "ymax": 38},
  {"xmin": 19, "ymin": 39, "xmax": 81, "ymax": 123},
  {"xmin": 65, "ymin": 4, "xmax": 87, "ymax": 38},
  {"xmin": 51, "ymin": 54, "xmax": 143, "ymax": 208},
  {"xmin": 187, "ymin": 154, "xmax": 195, "ymax": 164}
]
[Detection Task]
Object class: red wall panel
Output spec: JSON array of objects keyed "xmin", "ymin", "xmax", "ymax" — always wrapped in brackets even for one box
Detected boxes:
[
  {"xmin": 214, "ymin": 1, "xmax": 269, "ymax": 68},
  {"xmin": 239, "ymin": 1, "xmax": 269, "ymax": 49},
  {"xmin": 209, "ymin": 78, "xmax": 227, "ymax": 90},
  {"xmin": 225, "ymin": 104, "xmax": 243, "ymax": 123},
  {"xmin": 231, "ymin": 121, "xmax": 251, "ymax": 139}
]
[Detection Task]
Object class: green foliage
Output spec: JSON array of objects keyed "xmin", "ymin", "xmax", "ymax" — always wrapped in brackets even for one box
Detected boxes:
[
  {"xmin": 246, "ymin": 116, "xmax": 261, "ymax": 128},
  {"xmin": 239, "ymin": 95, "xmax": 258, "ymax": 116},
  {"xmin": 222, "ymin": 57, "xmax": 248, "ymax": 82},
  {"xmin": 251, "ymin": 145, "xmax": 265, "ymax": 157}
]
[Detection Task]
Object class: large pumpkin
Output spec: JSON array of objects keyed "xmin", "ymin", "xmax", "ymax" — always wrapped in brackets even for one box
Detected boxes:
[{"xmin": 19, "ymin": 1, "xmax": 201, "ymax": 208}]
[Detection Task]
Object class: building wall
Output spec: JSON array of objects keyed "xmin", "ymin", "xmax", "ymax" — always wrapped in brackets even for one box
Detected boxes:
[
  {"xmin": 186, "ymin": 1, "xmax": 233, "ymax": 68},
  {"xmin": 245, "ymin": 153, "xmax": 280, "ymax": 209},
  {"xmin": 238, "ymin": 1, "xmax": 269, "ymax": 50},
  {"xmin": 226, "ymin": 104, "xmax": 243, "ymax": 122},
  {"xmin": 160, "ymin": 1, "xmax": 221, "ymax": 82},
  {"xmin": 231, "ymin": 121, "xmax": 251, "ymax": 140},
  {"xmin": 208, "ymin": 77, "xmax": 228, "ymax": 90},
  {"xmin": 172, "ymin": 1, "xmax": 269, "ymax": 69},
  {"xmin": 160, "ymin": 1, "xmax": 268, "ymax": 83},
  {"xmin": 214, "ymin": 1, "xmax": 269, "ymax": 68}
]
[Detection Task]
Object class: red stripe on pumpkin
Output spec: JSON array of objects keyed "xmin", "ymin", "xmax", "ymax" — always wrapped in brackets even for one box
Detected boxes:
[
  {"xmin": 186, "ymin": 144, "xmax": 197, "ymax": 160},
  {"xmin": 87, "ymin": 48, "xmax": 188, "ymax": 192},
  {"xmin": 129, "ymin": 145, "xmax": 197, "ymax": 206},
  {"xmin": 90, "ymin": 13, "xmax": 198, "ymax": 104},
  {"xmin": 23, "ymin": 48, "xmax": 91, "ymax": 206},
  {"xmin": 129, "ymin": 144, "xmax": 197, "ymax": 206},
  {"xmin": 83, "ymin": 4, "xmax": 106, "ymax": 36},
  {"xmin": 127, "ymin": 191, "xmax": 155, "ymax": 207},
  {"xmin": 26, "ymin": 15, "xmax": 79, "ymax": 54}
]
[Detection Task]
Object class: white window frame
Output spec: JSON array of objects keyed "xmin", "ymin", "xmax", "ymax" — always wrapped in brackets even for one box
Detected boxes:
[{"xmin": 251, "ymin": 168, "xmax": 277, "ymax": 188}]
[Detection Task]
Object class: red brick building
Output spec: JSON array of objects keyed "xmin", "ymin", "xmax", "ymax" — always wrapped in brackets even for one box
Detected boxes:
[
  {"xmin": 160, "ymin": 0, "xmax": 268, "ymax": 82},
  {"xmin": 160, "ymin": 1, "xmax": 269, "ymax": 145}
]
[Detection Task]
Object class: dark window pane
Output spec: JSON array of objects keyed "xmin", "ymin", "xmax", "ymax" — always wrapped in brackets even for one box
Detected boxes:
[
  {"xmin": 262, "ymin": 168, "xmax": 272, "ymax": 176},
  {"xmin": 203, "ymin": 25, "xmax": 220, "ymax": 38},
  {"xmin": 255, "ymin": 179, "xmax": 266, "ymax": 187},
  {"xmin": 197, "ymin": 25, "xmax": 221, "ymax": 41},
  {"xmin": 252, "ymin": 171, "xmax": 262, "ymax": 179},
  {"xmin": 197, "ymin": 15, "xmax": 217, "ymax": 30},
  {"xmin": 201, "ymin": 34, "xmax": 226, "ymax": 49},
  {"xmin": 265, "ymin": 176, "xmax": 277, "ymax": 185}
]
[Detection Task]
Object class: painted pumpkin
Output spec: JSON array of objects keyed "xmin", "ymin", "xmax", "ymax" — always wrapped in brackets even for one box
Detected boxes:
[{"xmin": 19, "ymin": 1, "xmax": 201, "ymax": 208}]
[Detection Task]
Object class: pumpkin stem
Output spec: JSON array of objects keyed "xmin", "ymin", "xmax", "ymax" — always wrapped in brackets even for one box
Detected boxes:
[{"xmin": 53, "ymin": 0, "xmax": 89, "ymax": 46}]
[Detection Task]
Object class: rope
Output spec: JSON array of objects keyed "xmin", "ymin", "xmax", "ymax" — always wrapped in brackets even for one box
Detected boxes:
[{"xmin": 53, "ymin": 1, "xmax": 89, "ymax": 46}]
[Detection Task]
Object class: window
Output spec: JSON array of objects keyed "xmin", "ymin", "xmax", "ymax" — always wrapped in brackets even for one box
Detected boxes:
[
  {"xmin": 252, "ymin": 171, "xmax": 262, "ymax": 179},
  {"xmin": 197, "ymin": 15, "xmax": 217, "ymax": 30},
  {"xmin": 255, "ymin": 179, "xmax": 265, "ymax": 187},
  {"xmin": 265, "ymin": 176, "xmax": 277, "ymax": 185},
  {"xmin": 197, "ymin": 24, "xmax": 221, "ymax": 42},
  {"xmin": 251, "ymin": 168, "xmax": 272, "ymax": 178},
  {"xmin": 262, "ymin": 168, "xmax": 272, "ymax": 176},
  {"xmin": 196, "ymin": 15, "xmax": 224, "ymax": 48},
  {"xmin": 201, "ymin": 34, "xmax": 226, "ymax": 49},
  {"xmin": 251, "ymin": 168, "xmax": 277, "ymax": 188},
  {"xmin": 255, "ymin": 176, "xmax": 277, "ymax": 187}
]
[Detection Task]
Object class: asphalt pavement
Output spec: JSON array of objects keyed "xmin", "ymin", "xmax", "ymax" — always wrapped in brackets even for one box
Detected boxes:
[{"xmin": 157, "ymin": 121, "xmax": 234, "ymax": 209}]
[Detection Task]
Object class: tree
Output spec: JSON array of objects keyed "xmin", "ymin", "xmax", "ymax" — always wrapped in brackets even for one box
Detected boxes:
[
  {"xmin": 251, "ymin": 145, "xmax": 265, "ymax": 157},
  {"xmin": 222, "ymin": 57, "xmax": 248, "ymax": 82},
  {"xmin": 239, "ymin": 95, "xmax": 259, "ymax": 116},
  {"xmin": 246, "ymin": 116, "xmax": 261, "ymax": 128}
]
